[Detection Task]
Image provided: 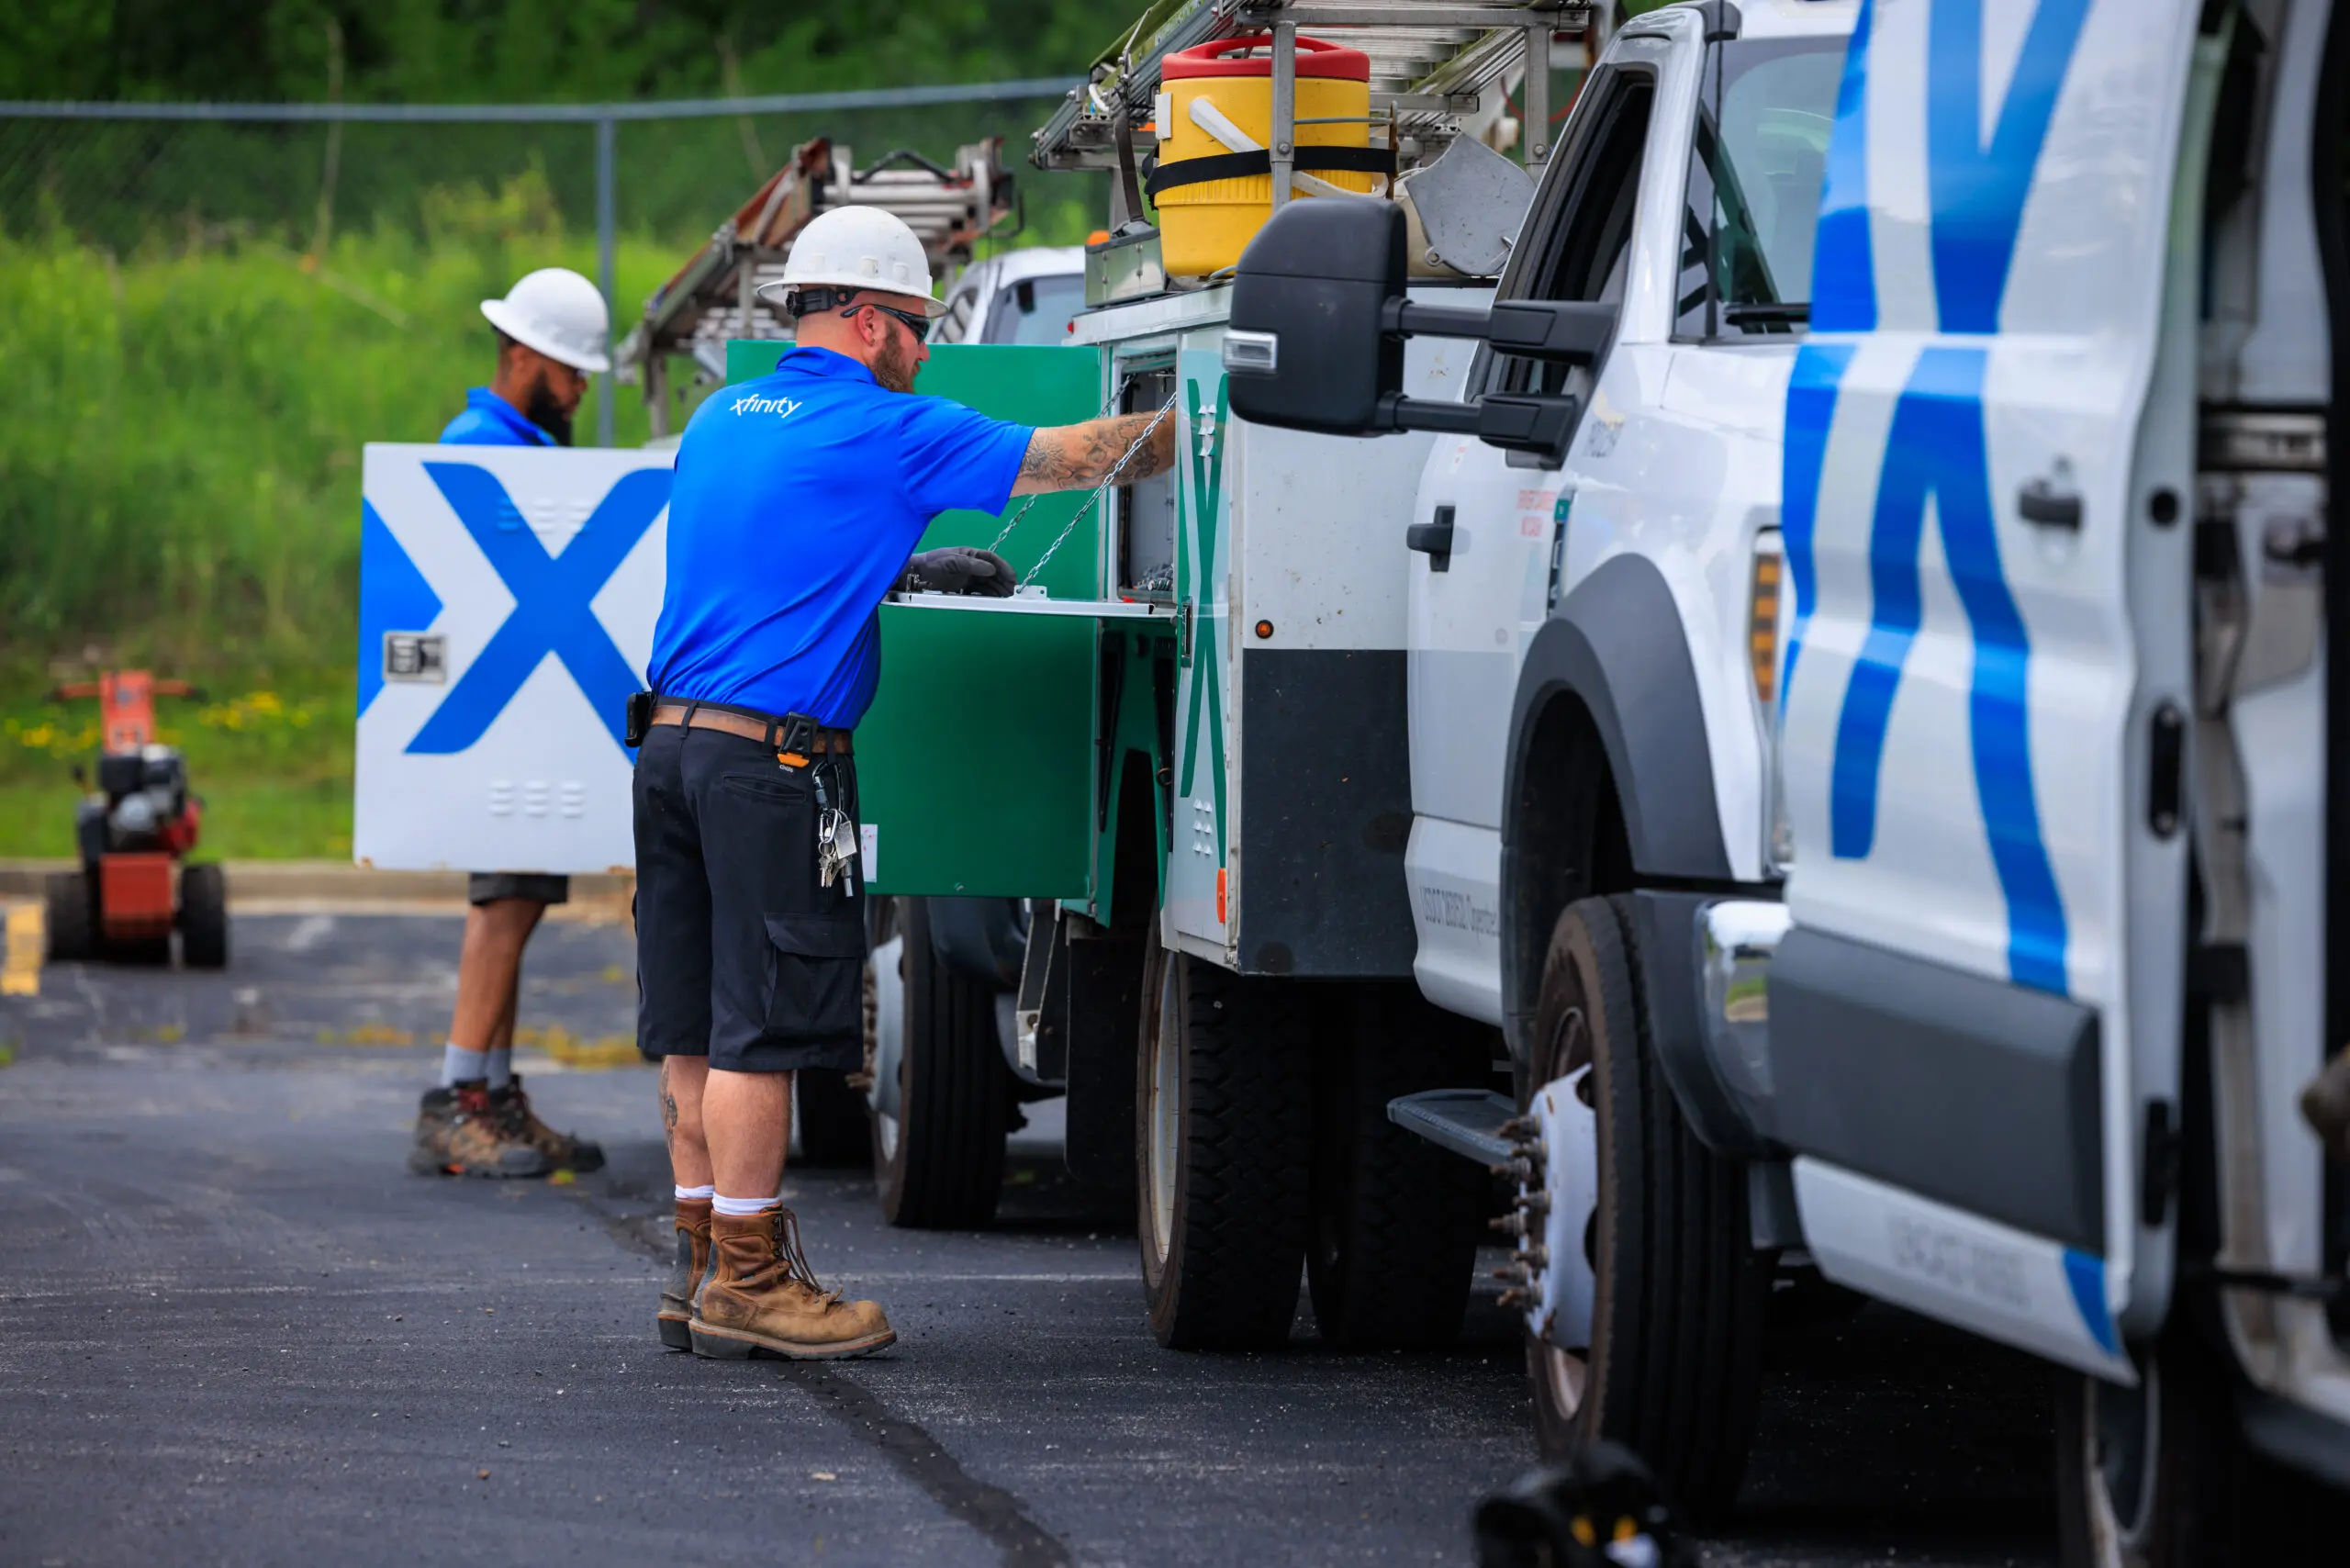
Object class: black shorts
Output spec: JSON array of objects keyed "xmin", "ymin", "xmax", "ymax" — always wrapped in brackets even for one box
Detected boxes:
[
  {"xmin": 632, "ymin": 723, "xmax": 865, "ymax": 1073},
  {"xmin": 468, "ymin": 872, "xmax": 570, "ymax": 906}
]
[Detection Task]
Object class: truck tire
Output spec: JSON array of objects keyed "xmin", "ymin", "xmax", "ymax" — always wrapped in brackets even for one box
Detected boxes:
[
  {"xmin": 1307, "ymin": 983, "xmax": 1489, "ymax": 1349},
  {"xmin": 795, "ymin": 1069, "xmax": 870, "ymax": 1168},
  {"xmin": 871, "ymin": 897, "xmax": 1009, "ymax": 1228},
  {"xmin": 1136, "ymin": 926, "xmax": 1310, "ymax": 1350},
  {"xmin": 1524, "ymin": 894, "xmax": 1768, "ymax": 1522},
  {"xmin": 2053, "ymin": 1327, "xmax": 2350, "ymax": 1566},
  {"xmin": 45, "ymin": 871, "xmax": 92, "ymax": 962},
  {"xmin": 178, "ymin": 862, "xmax": 229, "ymax": 969}
]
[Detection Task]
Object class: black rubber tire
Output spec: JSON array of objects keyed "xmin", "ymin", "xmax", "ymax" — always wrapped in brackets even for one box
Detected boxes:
[
  {"xmin": 795, "ymin": 1069, "xmax": 871, "ymax": 1168},
  {"xmin": 874, "ymin": 897, "xmax": 1009, "ymax": 1229},
  {"xmin": 2053, "ymin": 1327, "xmax": 2349, "ymax": 1567},
  {"xmin": 1527, "ymin": 894, "xmax": 1769, "ymax": 1524},
  {"xmin": 44, "ymin": 871, "xmax": 92, "ymax": 962},
  {"xmin": 1136, "ymin": 925, "xmax": 1312, "ymax": 1350},
  {"xmin": 1307, "ymin": 982, "xmax": 1491, "ymax": 1349},
  {"xmin": 178, "ymin": 862, "xmax": 229, "ymax": 969}
]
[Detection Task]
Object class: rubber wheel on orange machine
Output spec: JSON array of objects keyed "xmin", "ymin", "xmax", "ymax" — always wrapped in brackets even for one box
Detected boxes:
[{"xmin": 178, "ymin": 862, "xmax": 229, "ymax": 969}]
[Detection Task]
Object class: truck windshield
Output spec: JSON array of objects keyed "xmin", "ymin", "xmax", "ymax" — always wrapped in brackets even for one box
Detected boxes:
[
  {"xmin": 982, "ymin": 273, "xmax": 1087, "ymax": 344},
  {"xmin": 1676, "ymin": 38, "xmax": 1843, "ymax": 339}
]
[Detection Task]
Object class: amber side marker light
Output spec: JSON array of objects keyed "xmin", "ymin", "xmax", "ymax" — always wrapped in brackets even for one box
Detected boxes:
[{"xmin": 1748, "ymin": 544, "xmax": 1783, "ymax": 708}]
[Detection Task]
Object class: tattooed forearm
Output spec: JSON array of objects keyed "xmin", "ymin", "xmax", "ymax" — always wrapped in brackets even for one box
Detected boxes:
[{"xmin": 1011, "ymin": 412, "xmax": 1177, "ymax": 497}]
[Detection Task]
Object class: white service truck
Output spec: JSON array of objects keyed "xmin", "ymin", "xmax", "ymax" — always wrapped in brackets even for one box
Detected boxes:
[
  {"xmin": 1228, "ymin": 0, "xmax": 2350, "ymax": 1554},
  {"xmin": 887, "ymin": 0, "xmax": 1853, "ymax": 1523}
]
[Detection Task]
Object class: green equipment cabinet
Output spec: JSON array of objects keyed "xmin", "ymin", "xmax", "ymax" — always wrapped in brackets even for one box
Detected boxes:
[{"xmin": 725, "ymin": 341, "xmax": 1111, "ymax": 900}]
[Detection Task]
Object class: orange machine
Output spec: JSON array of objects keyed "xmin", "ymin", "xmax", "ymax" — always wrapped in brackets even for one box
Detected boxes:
[{"xmin": 43, "ymin": 671, "xmax": 228, "ymax": 968}]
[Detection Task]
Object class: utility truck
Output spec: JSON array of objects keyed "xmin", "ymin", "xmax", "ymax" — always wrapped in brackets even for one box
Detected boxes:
[
  {"xmin": 830, "ymin": 0, "xmax": 1867, "ymax": 1515},
  {"xmin": 1228, "ymin": 0, "xmax": 2350, "ymax": 1553}
]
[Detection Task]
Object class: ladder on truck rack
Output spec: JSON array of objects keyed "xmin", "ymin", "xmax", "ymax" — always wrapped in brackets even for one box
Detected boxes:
[
  {"xmin": 614, "ymin": 138, "xmax": 1016, "ymax": 437},
  {"xmin": 1032, "ymin": 0, "xmax": 1593, "ymax": 222}
]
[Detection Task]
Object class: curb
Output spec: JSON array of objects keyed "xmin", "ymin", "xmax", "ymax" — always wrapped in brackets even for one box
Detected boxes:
[{"xmin": 0, "ymin": 858, "xmax": 634, "ymax": 918}]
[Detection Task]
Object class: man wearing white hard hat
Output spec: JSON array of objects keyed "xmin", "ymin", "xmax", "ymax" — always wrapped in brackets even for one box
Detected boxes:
[
  {"xmin": 635, "ymin": 206, "xmax": 1176, "ymax": 1360},
  {"xmin": 408, "ymin": 267, "xmax": 611, "ymax": 1182}
]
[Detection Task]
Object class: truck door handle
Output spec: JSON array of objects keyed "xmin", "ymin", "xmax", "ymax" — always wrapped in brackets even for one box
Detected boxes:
[
  {"xmin": 1408, "ymin": 505, "xmax": 1456, "ymax": 572},
  {"xmin": 2018, "ymin": 465, "xmax": 2082, "ymax": 530}
]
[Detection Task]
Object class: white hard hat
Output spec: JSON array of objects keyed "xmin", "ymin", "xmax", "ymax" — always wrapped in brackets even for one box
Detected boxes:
[
  {"xmin": 480, "ymin": 267, "xmax": 612, "ymax": 373},
  {"xmin": 756, "ymin": 206, "xmax": 947, "ymax": 319}
]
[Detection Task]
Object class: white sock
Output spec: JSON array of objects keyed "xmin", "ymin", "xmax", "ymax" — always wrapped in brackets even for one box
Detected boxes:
[
  {"xmin": 675, "ymin": 1184, "xmax": 715, "ymax": 1202},
  {"xmin": 441, "ymin": 1044, "xmax": 487, "ymax": 1087},
  {"xmin": 485, "ymin": 1047, "xmax": 514, "ymax": 1091},
  {"xmin": 711, "ymin": 1193, "xmax": 775, "ymax": 1217}
]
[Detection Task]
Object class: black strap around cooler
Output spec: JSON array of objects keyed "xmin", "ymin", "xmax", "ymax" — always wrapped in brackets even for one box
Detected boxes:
[{"xmin": 1143, "ymin": 144, "xmax": 1397, "ymax": 199}]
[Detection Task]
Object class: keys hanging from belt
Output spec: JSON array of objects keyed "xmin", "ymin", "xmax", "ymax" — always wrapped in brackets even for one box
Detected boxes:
[{"xmin": 811, "ymin": 757, "xmax": 859, "ymax": 897}]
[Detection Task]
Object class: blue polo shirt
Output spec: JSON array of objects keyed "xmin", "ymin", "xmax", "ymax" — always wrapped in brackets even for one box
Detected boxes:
[
  {"xmin": 440, "ymin": 386, "xmax": 554, "ymax": 446},
  {"xmin": 647, "ymin": 347, "xmax": 1035, "ymax": 727}
]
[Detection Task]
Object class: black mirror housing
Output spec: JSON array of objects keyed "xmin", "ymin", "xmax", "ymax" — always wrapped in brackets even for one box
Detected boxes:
[{"xmin": 1225, "ymin": 200, "xmax": 1406, "ymax": 434}]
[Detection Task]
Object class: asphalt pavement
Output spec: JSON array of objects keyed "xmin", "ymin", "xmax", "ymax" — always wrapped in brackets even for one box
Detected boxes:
[{"xmin": 0, "ymin": 912, "xmax": 2063, "ymax": 1567}]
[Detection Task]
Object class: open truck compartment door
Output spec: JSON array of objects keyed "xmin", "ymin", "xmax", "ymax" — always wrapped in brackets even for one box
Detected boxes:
[
  {"xmin": 726, "ymin": 342, "xmax": 1111, "ymax": 898},
  {"xmin": 1768, "ymin": 0, "xmax": 2208, "ymax": 1379}
]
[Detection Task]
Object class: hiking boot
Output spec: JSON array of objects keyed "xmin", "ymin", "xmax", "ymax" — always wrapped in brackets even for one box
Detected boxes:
[
  {"xmin": 407, "ymin": 1083, "xmax": 550, "ymax": 1179},
  {"xmin": 2300, "ymin": 1047, "xmax": 2350, "ymax": 1165},
  {"xmin": 493, "ymin": 1075, "xmax": 606, "ymax": 1173},
  {"xmin": 690, "ymin": 1206, "xmax": 896, "ymax": 1361},
  {"xmin": 657, "ymin": 1196, "xmax": 713, "ymax": 1351}
]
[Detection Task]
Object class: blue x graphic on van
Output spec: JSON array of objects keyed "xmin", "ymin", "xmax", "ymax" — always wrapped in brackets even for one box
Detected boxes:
[{"xmin": 404, "ymin": 463, "xmax": 671, "ymax": 757}]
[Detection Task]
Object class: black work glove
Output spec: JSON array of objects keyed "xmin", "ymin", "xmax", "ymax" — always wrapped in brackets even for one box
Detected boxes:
[{"xmin": 901, "ymin": 546, "xmax": 1016, "ymax": 598}]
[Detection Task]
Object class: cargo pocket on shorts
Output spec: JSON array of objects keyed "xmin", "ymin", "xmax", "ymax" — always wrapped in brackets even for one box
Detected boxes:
[{"xmin": 761, "ymin": 913, "xmax": 867, "ymax": 1047}]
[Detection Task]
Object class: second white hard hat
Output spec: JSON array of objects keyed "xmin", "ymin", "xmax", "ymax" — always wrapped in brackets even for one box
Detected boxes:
[
  {"xmin": 480, "ymin": 267, "xmax": 612, "ymax": 374},
  {"xmin": 757, "ymin": 206, "xmax": 948, "ymax": 319}
]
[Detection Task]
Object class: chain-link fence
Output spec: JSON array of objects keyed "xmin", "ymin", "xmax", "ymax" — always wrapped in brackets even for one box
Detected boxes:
[{"xmin": 0, "ymin": 84, "xmax": 1109, "ymax": 670}]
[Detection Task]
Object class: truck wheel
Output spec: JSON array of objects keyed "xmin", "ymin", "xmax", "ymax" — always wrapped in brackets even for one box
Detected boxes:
[
  {"xmin": 795, "ymin": 1070, "xmax": 871, "ymax": 1168},
  {"xmin": 1136, "ymin": 926, "xmax": 1310, "ymax": 1350},
  {"xmin": 178, "ymin": 862, "xmax": 229, "ymax": 969},
  {"xmin": 1307, "ymin": 983, "xmax": 1488, "ymax": 1348},
  {"xmin": 1519, "ymin": 894, "xmax": 1768, "ymax": 1522},
  {"xmin": 870, "ymin": 897, "xmax": 1008, "ymax": 1228},
  {"xmin": 45, "ymin": 871, "xmax": 92, "ymax": 962}
]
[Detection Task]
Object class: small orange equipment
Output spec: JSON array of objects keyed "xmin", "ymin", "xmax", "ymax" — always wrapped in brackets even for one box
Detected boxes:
[{"xmin": 42, "ymin": 671, "xmax": 229, "ymax": 968}]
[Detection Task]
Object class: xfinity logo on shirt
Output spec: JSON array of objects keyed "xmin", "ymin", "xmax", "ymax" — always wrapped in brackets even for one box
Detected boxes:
[{"xmin": 731, "ymin": 393, "xmax": 801, "ymax": 419}]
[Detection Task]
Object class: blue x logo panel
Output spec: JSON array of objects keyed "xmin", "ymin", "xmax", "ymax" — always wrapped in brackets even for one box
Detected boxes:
[{"xmin": 405, "ymin": 463, "xmax": 672, "ymax": 757}]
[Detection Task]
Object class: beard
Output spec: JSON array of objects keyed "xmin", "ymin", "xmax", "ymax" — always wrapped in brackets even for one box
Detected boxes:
[
  {"xmin": 872, "ymin": 331, "xmax": 920, "ymax": 395},
  {"xmin": 523, "ymin": 375, "xmax": 576, "ymax": 446}
]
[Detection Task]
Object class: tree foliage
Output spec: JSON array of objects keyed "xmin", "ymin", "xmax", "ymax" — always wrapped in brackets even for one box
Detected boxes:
[{"xmin": 0, "ymin": 0, "xmax": 1115, "ymax": 105}]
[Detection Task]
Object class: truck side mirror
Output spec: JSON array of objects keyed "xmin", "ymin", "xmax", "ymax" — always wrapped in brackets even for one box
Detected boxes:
[
  {"xmin": 1224, "ymin": 200, "xmax": 1617, "ymax": 467},
  {"xmin": 1224, "ymin": 199, "xmax": 1406, "ymax": 434}
]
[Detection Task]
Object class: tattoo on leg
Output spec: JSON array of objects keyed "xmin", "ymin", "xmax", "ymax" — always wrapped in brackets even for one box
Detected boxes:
[{"xmin": 660, "ymin": 1069, "xmax": 679, "ymax": 1154}]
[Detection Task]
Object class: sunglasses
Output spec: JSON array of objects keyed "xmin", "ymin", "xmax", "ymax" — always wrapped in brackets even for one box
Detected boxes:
[{"xmin": 842, "ymin": 300, "xmax": 933, "ymax": 342}]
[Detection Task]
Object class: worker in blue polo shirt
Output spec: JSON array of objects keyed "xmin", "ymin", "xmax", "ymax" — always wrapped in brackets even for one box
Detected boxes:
[
  {"xmin": 637, "ymin": 207, "xmax": 1176, "ymax": 1361},
  {"xmin": 408, "ymin": 267, "xmax": 610, "ymax": 1183}
]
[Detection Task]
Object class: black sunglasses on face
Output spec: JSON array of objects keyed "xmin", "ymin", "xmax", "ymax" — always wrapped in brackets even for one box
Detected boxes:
[{"xmin": 842, "ymin": 300, "xmax": 932, "ymax": 342}]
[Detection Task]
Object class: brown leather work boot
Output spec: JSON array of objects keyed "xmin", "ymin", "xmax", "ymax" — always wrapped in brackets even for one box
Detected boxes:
[
  {"xmin": 690, "ymin": 1206, "xmax": 896, "ymax": 1361},
  {"xmin": 493, "ymin": 1076, "xmax": 606, "ymax": 1173},
  {"xmin": 408, "ymin": 1084, "xmax": 550, "ymax": 1178},
  {"xmin": 657, "ymin": 1197, "xmax": 713, "ymax": 1350},
  {"xmin": 2300, "ymin": 1047, "xmax": 2350, "ymax": 1165}
]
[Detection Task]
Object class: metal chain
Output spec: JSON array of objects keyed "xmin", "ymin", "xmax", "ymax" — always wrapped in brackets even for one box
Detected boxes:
[
  {"xmin": 1018, "ymin": 392, "xmax": 1180, "ymax": 589},
  {"xmin": 987, "ymin": 384, "xmax": 1119, "ymax": 552}
]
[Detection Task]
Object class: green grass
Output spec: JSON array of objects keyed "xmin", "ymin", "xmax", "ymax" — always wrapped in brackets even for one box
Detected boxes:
[{"xmin": 0, "ymin": 678, "xmax": 355, "ymax": 858}]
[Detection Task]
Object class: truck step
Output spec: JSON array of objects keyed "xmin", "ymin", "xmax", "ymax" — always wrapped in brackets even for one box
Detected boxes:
[{"xmin": 1386, "ymin": 1087, "xmax": 1517, "ymax": 1166}]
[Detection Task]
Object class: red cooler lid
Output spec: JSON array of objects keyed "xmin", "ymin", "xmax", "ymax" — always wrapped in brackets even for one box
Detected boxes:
[{"xmin": 1161, "ymin": 33, "xmax": 1372, "ymax": 83}]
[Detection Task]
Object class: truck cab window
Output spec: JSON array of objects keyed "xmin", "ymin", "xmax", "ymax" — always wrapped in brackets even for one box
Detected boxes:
[
  {"xmin": 1673, "ymin": 39, "xmax": 1842, "ymax": 340},
  {"xmin": 1498, "ymin": 70, "xmax": 1654, "ymax": 397},
  {"xmin": 982, "ymin": 273, "xmax": 1087, "ymax": 344}
]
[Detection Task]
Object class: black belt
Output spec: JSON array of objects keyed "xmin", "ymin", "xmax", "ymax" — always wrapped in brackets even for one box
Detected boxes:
[{"xmin": 1144, "ymin": 145, "xmax": 1397, "ymax": 199}]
